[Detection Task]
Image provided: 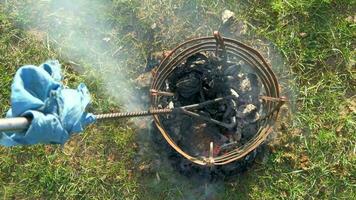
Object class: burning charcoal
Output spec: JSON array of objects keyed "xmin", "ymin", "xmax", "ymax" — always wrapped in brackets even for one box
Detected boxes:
[
  {"xmin": 176, "ymin": 73, "xmax": 202, "ymax": 98},
  {"xmin": 236, "ymin": 104, "xmax": 257, "ymax": 118}
]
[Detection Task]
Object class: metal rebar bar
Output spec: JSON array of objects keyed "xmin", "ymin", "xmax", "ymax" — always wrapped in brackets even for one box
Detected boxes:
[{"xmin": 0, "ymin": 96, "xmax": 232, "ymax": 132}]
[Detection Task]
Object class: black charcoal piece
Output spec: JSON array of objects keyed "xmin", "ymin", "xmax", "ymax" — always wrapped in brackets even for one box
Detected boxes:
[{"xmin": 176, "ymin": 73, "xmax": 202, "ymax": 98}]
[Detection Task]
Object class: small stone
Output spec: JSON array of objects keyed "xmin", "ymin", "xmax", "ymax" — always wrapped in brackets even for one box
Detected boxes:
[
  {"xmin": 151, "ymin": 22, "xmax": 157, "ymax": 30},
  {"xmin": 222, "ymin": 10, "xmax": 235, "ymax": 24},
  {"xmin": 299, "ymin": 32, "xmax": 307, "ymax": 38},
  {"xmin": 345, "ymin": 15, "xmax": 356, "ymax": 23}
]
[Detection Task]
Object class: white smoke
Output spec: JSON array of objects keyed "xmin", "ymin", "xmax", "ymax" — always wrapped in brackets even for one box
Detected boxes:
[{"xmin": 8, "ymin": 0, "xmax": 144, "ymax": 112}]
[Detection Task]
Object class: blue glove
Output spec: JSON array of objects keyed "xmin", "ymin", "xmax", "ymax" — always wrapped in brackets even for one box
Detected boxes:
[{"xmin": 0, "ymin": 60, "xmax": 96, "ymax": 146}]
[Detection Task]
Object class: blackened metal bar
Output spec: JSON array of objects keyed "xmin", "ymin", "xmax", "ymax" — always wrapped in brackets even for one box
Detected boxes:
[
  {"xmin": 95, "ymin": 96, "xmax": 232, "ymax": 120},
  {"xmin": 179, "ymin": 109, "xmax": 236, "ymax": 129},
  {"xmin": 181, "ymin": 96, "xmax": 232, "ymax": 110}
]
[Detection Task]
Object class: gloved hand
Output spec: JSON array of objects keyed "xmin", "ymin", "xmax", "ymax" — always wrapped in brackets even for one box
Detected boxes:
[{"xmin": 0, "ymin": 60, "xmax": 96, "ymax": 146}]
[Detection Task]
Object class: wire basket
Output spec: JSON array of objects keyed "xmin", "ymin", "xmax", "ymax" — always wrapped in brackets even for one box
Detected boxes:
[{"xmin": 150, "ymin": 31, "xmax": 285, "ymax": 166}]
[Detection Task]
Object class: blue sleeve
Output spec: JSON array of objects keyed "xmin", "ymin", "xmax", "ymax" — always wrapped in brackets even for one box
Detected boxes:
[{"xmin": 0, "ymin": 60, "xmax": 96, "ymax": 146}]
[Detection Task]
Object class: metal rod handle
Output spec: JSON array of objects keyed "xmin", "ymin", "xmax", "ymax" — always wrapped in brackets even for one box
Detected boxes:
[
  {"xmin": 0, "ymin": 117, "xmax": 31, "ymax": 132},
  {"xmin": 0, "ymin": 109, "xmax": 172, "ymax": 132}
]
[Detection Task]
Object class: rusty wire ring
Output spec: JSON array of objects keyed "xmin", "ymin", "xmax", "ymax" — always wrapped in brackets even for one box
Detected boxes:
[{"xmin": 150, "ymin": 32, "xmax": 283, "ymax": 166}]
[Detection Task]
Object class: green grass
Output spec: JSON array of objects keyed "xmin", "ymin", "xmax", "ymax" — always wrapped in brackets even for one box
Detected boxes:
[{"xmin": 0, "ymin": 0, "xmax": 355, "ymax": 199}]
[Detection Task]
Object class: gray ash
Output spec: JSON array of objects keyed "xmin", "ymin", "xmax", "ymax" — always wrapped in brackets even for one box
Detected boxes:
[{"xmin": 153, "ymin": 52, "xmax": 264, "ymax": 179}]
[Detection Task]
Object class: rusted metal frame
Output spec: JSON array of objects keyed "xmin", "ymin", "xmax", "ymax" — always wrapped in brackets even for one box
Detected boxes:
[
  {"xmin": 152, "ymin": 37, "xmax": 280, "ymax": 104},
  {"xmin": 213, "ymin": 31, "xmax": 227, "ymax": 61},
  {"xmin": 220, "ymin": 46, "xmax": 276, "ymax": 126},
  {"xmin": 150, "ymin": 34, "xmax": 283, "ymax": 166},
  {"xmin": 152, "ymin": 50, "xmax": 272, "ymax": 163},
  {"xmin": 214, "ymin": 108, "xmax": 280, "ymax": 163},
  {"xmin": 152, "ymin": 39, "xmax": 230, "ymax": 92},
  {"xmin": 208, "ymin": 142, "xmax": 215, "ymax": 165}
]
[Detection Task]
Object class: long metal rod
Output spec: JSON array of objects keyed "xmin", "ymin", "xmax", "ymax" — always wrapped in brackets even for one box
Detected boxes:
[
  {"xmin": 0, "ymin": 96, "xmax": 231, "ymax": 132},
  {"xmin": 0, "ymin": 95, "xmax": 283, "ymax": 132}
]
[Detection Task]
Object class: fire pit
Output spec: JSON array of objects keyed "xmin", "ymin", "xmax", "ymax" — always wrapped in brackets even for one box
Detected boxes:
[{"xmin": 150, "ymin": 31, "xmax": 285, "ymax": 167}]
